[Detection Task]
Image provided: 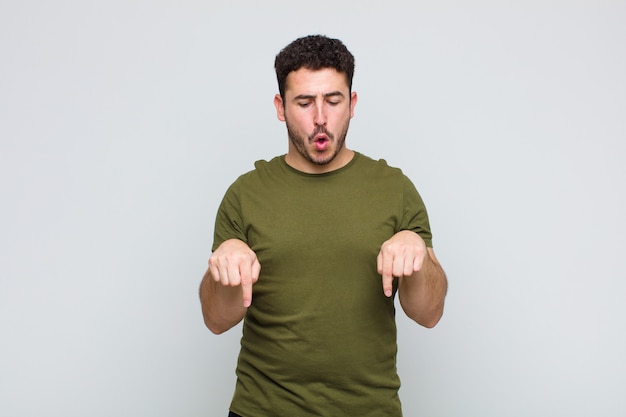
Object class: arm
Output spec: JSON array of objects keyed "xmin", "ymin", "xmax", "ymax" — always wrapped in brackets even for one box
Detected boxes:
[
  {"xmin": 397, "ymin": 247, "xmax": 447, "ymax": 328},
  {"xmin": 377, "ymin": 230, "xmax": 448, "ymax": 328},
  {"xmin": 199, "ymin": 239, "xmax": 261, "ymax": 334}
]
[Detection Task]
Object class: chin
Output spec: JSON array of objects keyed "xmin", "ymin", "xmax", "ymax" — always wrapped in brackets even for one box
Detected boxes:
[{"xmin": 311, "ymin": 153, "xmax": 336, "ymax": 166}]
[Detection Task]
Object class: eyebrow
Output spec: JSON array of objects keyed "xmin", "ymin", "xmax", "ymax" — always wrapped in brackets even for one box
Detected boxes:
[{"xmin": 293, "ymin": 91, "xmax": 345, "ymax": 100}]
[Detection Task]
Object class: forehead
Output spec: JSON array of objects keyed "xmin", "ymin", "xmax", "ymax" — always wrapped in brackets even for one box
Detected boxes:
[{"xmin": 284, "ymin": 67, "xmax": 349, "ymax": 96}]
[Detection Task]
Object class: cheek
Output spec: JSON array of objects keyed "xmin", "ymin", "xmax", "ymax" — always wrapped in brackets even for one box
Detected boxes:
[
  {"xmin": 329, "ymin": 112, "xmax": 350, "ymax": 127},
  {"xmin": 286, "ymin": 112, "xmax": 310, "ymax": 130}
]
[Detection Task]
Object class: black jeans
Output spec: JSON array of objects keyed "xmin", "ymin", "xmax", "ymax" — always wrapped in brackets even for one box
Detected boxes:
[{"xmin": 228, "ymin": 412, "xmax": 242, "ymax": 417}]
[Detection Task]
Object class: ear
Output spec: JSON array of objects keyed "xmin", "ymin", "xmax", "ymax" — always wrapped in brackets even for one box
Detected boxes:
[
  {"xmin": 349, "ymin": 91, "xmax": 358, "ymax": 118},
  {"xmin": 274, "ymin": 94, "xmax": 286, "ymax": 122}
]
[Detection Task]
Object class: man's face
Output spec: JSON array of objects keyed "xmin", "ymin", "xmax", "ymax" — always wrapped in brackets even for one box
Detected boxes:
[{"xmin": 274, "ymin": 67, "xmax": 358, "ymax": 173}]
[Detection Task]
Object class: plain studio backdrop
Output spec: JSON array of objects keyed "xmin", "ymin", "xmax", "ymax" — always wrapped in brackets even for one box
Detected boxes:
[{"xmin": 1, "ymin": 1, "xmax": 625, "ymax": 416}]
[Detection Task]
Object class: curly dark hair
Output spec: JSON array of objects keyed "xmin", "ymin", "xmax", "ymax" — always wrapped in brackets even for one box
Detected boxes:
[{"xmin": 274, "ymin": 35, "xmax": 355, "ymax": 99}]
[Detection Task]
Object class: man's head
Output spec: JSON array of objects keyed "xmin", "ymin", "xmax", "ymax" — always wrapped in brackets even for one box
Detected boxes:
[
  {"xmin": 274, "ymin": 35, "xmax": 355, "ymax": 101},
  {"xmin": 274, "ymin": 35, "xmax": 358, "ymax": 174}
]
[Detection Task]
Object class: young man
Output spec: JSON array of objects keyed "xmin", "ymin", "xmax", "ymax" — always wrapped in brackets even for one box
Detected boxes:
[{"xmin": 200, "ymin": 35, "xmax": 447, "ymax": 417}]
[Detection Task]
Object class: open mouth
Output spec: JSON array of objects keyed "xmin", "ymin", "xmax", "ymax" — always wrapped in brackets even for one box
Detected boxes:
[
  {"xmin": 310, "ymin": 127, "xmax": 332, "ymax": 152},
  {"xmin": 314, "ymin": 136, "xmax": 329, "ymax": 151}
]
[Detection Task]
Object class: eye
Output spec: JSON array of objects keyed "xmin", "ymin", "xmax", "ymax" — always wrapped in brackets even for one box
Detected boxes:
[{"xmin": 298, "ymin": 102, "xmax": 312, "ymax": 108}]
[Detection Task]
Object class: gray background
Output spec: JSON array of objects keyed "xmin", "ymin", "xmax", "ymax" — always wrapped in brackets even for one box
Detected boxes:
[{"xmin": 2, "ymin": 1, "xmax": 625, "ymax": 416}]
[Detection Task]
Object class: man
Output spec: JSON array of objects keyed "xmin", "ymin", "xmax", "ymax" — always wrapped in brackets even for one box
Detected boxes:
[{"xmin": 200, "ymin": 34, "xmax": 447, "ymax": 417}]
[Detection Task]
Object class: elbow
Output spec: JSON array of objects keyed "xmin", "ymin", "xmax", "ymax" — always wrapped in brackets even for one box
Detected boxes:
[
  {"xmin": 203, "ymin": 315, "xmax": 232, "ymax": 335},
  {"xmin": 208, "ymin": 326, "xmax": 229, "ymax": 335},
  {"xmin": 205, "ymin": 321, "xmax": 225, "ymax": 335},
  {"xmin": 405, "ymin": 304, "xmax": 445, "ymax": 329},
  {"xmin": 416, "ymin": 311, "xmax": 443, "ymax": 329},
  {"xmin": 202, "ymin": 308, "xmax": 243, "ymax": 334}
]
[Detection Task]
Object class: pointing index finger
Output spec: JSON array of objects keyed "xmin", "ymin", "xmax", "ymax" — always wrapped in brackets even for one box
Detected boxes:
[
  {"xmin": 241, "ymin": 281, "xmax": 253, "ymax": 308},
  {"xmin": 378, "ymin": 252, "xmax": 394, "ymax": 298},
  {"xmin": 240, "ymin": 262, "xmax": 253, "ymax": 308}
]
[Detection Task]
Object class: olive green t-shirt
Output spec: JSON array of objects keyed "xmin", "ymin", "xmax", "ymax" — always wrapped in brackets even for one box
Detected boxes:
[{"xmin": 213, "ymin": 152, "xmax": 432, "ymax": 417}]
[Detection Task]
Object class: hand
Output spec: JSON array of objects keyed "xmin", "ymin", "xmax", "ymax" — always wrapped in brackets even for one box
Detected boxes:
[
  {"xmin": 377, "ymin": 230, "xmax": 427, "ymax": 297},
  {"xmin": 208, "ymin": 239, "xmax": 261, "ymax": 307}
]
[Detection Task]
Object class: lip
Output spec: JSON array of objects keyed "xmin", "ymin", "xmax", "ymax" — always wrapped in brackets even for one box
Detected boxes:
[
  {"xmin": 312, "ymin": 132, "xmax": 329, "ymax": 143},
  {"xmin": 314, "ymin": 138, "xmax": 329, "ymax": 151},
  {"xmin": 310, "ymin": 126, "xmax": 332, "ymax": 143}
]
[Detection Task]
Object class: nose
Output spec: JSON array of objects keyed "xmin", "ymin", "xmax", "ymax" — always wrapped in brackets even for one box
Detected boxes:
[{"xmin": 314, "ymin": 102, "xmax": 326, "ymax": 126}]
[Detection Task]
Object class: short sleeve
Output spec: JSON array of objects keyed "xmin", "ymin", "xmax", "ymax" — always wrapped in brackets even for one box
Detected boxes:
[
  {"xmin": 400, "ymin": 175, "xmax": 433, "ymax": 248},
  {"xmin": 212, "ymin": 179, "xmax": 247, "ymax": 251}
]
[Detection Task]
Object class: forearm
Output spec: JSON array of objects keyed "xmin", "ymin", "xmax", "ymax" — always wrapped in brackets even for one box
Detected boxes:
[
  {"xmin": 199, "ymin": 268, "xmax": 247, "ymax": 334},
  {"xmin": 398, "ymin": 248, "xmax": 448, "ymax": 328}
]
